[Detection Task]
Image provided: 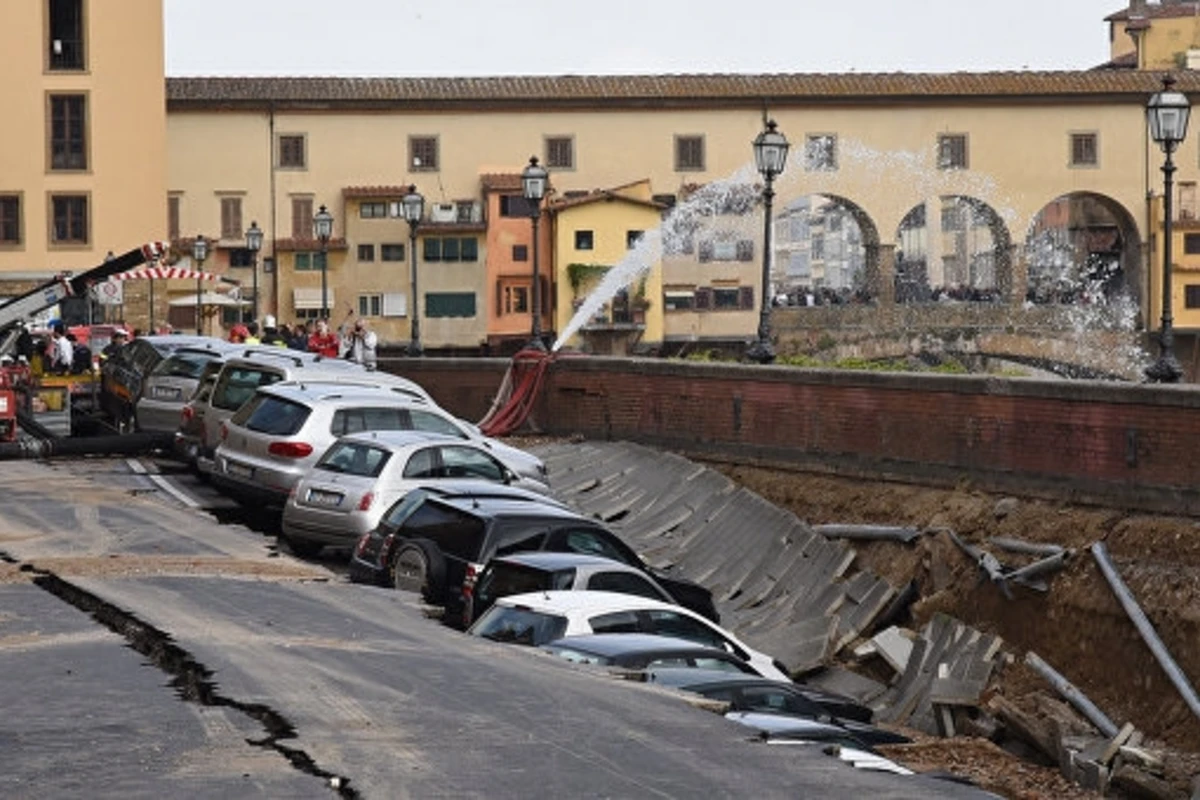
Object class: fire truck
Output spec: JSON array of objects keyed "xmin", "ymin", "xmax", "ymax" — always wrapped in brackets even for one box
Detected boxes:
[{"xmin": 0, "ymin": 243, "xmax": 170, "ymax": 440}]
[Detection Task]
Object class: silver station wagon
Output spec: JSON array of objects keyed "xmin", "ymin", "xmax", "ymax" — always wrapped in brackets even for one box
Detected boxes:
[{"xmin": 281, "ymin": 429, "xmax": 550, "ymax": 556}]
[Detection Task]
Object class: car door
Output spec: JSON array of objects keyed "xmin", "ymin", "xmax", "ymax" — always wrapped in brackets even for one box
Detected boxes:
[{"xmin": 438, "ymin": 445, "xmax": 508, "ymax": 483}]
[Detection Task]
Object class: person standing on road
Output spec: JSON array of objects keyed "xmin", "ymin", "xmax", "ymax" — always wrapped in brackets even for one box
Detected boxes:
[
  {"xmin": 260, "ymin": 315, "xmax": 287, "ymax": 347},
  {"xmin": 100, "ymin": 328, "xmax": 128, "ymax": 361},
  {"xmin": 341, "ymin": 318, "xmax": 378, "ymax": 369},
  {"xmin": 49, "ymin": 322, "xmax": 73, "ymax": 374},
  {"xmin": 308, "ymin": 319, "xmax": 339, "ymax": 358}
]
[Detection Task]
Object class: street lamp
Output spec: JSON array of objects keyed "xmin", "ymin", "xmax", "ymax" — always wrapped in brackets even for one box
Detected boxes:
[
  {"xmin": 192, "ymin": 234, "xmax": 208, "ymax": 336},
  {"xmin": 1146, "ymin": 75, "xmax": 1191, "ymax": 384},
  {"xmin": 746, "ymin": 120, "xmax": 790, "ymax": 365},
  {"xmin": 313, "ymin": 204, "xmax": 334, "ymax": 321},
  {"xmin": 401, "ymin": 185, "xmax": 425, "ymax": 356},
  {"xmin": 245, "ymin": 221, "xmax": 263, "ymax": 324},
  {"xmin": 522, "ymin": 155, "xmax": 549, "ymax": 351}
]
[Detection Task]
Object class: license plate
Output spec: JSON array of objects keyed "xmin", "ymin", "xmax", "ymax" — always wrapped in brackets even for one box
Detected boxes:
[
  {"xmin": 153, "ymin": 385, "xmax": 182, "ymax": 401},
  {"xmin": 226, "ymin": 461, "xmax": 254, "ymax": 479},
  {"xmin": 307, "ymin": 489, "xmax": 343, "ymax": 507}
]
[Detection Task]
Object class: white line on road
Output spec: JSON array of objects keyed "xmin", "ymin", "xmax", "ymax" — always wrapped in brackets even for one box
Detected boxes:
[{"xmin": 125, "ymin": 458, "xmax": 201, "ymax": 509}]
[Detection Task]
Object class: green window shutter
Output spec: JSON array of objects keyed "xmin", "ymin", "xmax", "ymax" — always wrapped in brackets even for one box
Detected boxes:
[
  {"xmin": 461, "ymin": 237, "xmax": 478, "ymax": 262},
  {"xmin": 315, "ymin": 251, "xmax": 327, "ymax": 270},
  {"xmin": 426, "ymin": 292, "xmax": 476, "ymax": 318},
  {"xmin": 295, "ymin": 252, "xmax": 310, "ymax": 270},
  {"xmin": 442, "ymin": 238, "xmax": 460, "ymax": 262},
  {"xmin": 424, "ymin": 238, "xmax": 441, "ymax": 261}
]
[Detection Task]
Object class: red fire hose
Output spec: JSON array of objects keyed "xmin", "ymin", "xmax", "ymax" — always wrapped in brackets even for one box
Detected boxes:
[{"xmin": 478, "ymin": 347, "xmax": 561, "ymax": 437}]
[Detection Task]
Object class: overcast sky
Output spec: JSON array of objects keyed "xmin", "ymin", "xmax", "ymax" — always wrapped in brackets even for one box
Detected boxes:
[{"xmin": 165, "ymin": 0, "xmax": 1117, "ymax": 77}]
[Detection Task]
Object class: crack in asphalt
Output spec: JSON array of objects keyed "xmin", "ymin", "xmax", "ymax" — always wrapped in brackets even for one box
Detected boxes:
[{"xmin": 17, "ymin": 562, "xmax": 360, "ymax": 798}]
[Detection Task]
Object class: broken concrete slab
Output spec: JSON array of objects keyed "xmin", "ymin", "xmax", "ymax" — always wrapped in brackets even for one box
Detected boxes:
[{"xmin": 868, "ymin": 626, "xmax": 914, "ymax": 674}]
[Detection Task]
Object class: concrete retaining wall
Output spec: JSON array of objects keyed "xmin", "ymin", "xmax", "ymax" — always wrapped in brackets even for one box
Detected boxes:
[{"xmin": 379, "ymin": 356, "xmax": 1200, "ymax": 516}]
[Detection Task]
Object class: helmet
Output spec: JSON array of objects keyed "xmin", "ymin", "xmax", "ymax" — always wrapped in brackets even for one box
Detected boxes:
[{"xmin": 263, "ymin": 314, "xmax": 277, "ymax": 329}]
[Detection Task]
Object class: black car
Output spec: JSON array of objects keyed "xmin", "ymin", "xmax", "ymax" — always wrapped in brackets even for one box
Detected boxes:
[
  {"xmin": 100, "ymin": 335, "xmax": 221, "ymax": 433},
  {"xmin": 350, "ymin": 491, "xmax": 718, "ymax": 625},
  {"xmin": 639, "ymin": 670, "xmax": 909, "ymax": 747},
  {"xmin": 540, "ymin": 633, "xmax": 759, "ymax": 674}
]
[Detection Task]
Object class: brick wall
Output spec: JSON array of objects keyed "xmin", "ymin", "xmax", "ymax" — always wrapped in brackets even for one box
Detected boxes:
[{"xmin": 380, "ymin": 356, "xmax": 1200, "ymax": 515}]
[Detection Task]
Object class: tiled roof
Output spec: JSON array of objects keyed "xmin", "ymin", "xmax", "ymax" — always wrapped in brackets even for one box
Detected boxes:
[
  {"xmin": 549, "ymin": 187, "xmax": 669, "ymax": 212},
  {"xmin": 1094, "ymin": 52, "xmax": 1139, "ymax": 70},
  {"xmin": 1107, "ymin": 2, "xmax": 1200, "ymax": 21},
  {"xmin": 166, "ymin": 71, "xmax": 1200, "ymax": 110},
  {"xmin": 343, "ymin": 186, "xmax": 413, "ymax": 199},
  {"xmin": 480, "ymin": 173, "xmax": 524, "ymax": 192}
]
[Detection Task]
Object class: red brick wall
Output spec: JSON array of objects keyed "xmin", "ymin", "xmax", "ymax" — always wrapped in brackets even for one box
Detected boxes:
[{"xmin": 380, "ymin": 356, "xmax": 1200, "ymax": 515}]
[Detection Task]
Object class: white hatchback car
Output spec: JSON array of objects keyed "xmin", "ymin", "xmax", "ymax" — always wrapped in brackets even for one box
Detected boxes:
[
  {"xmin": 281, "ymin": 430, "xmax": 550, "ymax": 556},
  {"xmin": 213, "ymin": 382, "xmax": 548, "ymax": 507},
  {"xmin": 468, "ymin": 591, "xmax": 789, "ymax": 681}
]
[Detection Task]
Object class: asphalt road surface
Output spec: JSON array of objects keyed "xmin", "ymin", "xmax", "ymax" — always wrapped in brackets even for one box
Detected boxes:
[{"xmin": 0, "ymin": 455, "xmax": 996, "ymax": 799}]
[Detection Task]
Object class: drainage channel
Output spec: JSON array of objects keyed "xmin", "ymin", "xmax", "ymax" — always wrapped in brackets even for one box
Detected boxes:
[{"xmin": 11, "ymin": 559, "xmax": 358, "ymax": 798}]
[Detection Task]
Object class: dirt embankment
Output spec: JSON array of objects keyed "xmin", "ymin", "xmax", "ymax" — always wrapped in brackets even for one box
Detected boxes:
[{"xmin": 714, "ymin": 464, "xmax": 1200, "ymax": 757}]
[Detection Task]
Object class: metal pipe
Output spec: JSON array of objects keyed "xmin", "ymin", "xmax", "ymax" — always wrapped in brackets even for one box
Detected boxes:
[
  {"xmin": 1024, "ymin": 651, "xmax": 1119, "ymax": 738},
  {"xmin": 989, "ymin": 537, "xmax": 1065, "ymax": 557},
  {"xmin": 1092, "ymin": 541, "xmax": 1200, "ymax": 724},
  {"xmin": 1003, "ymin": 550, "xmax": 1071, "ymax": 585},
  {"xmin": 0, "ymin": 432, "xmax": 172, "ymax": 461}
]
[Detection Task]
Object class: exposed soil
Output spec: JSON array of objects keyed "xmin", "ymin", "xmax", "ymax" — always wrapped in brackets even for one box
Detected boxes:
[{"xmin": 712, "ymin": 463, "xmax": 1200, "ymax": 794}]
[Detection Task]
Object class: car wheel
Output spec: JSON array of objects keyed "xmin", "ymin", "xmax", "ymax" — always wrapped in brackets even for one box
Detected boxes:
[
  {"xmin": 390, "ymin": 539, "xmax": 446, "ymax": 603},
  {"xmin": 116, "ymin": 411, "xmax": 136, "ymax": 435}
]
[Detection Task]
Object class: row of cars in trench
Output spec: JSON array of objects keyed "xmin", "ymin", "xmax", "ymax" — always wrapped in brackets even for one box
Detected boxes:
[{"xmin": 110, "ymin": 334, "xmax": 927, "ymax": 777}]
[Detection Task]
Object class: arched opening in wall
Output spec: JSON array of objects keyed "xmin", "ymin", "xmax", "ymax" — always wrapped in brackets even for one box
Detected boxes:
[
  {"xmin": 773, "ymin": 194, "xmax": 880, "ymax": 306},
  {"xmin": 1025, "ymin": 193, "xmax": 1141, "ymax": 309},
  {"xmin": 895, "ymin": 195, "xmax": 1012, "ymax": 303}
]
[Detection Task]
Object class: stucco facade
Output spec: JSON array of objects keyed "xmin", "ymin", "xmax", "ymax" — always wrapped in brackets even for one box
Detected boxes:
[{"xmin": 0, "ymin": 0, "xmax": 167, "ymax": 295}]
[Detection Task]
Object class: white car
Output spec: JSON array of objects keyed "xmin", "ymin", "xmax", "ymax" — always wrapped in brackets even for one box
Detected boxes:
[
  {"xmin": 468, "ymin": 590, "xmax": 789, "ymax": 682},
  {"xmin": 281, "ymin": 429, "xmax": 550, "ymax": 556}
]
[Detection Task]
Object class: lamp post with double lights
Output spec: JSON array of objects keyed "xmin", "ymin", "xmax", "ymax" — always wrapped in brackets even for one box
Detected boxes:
[
  {"xmin": 313, "ymin": 204, "xmax": 334, "ymax": 322},
  {"xmin": 245, "ymin": 221, "xmax": 263, "ymax": 325},
  {"xmin": 1146, "ymin": 75, "xmax": 1191, "ymax": 384},
  {"xmin": 745, "ymin": 120, "xmax": 790, "ymax": 365},
  {"xmin": 522, "ymin": 156, "xmax": 549, "ymax": 351},
  {"xmin": 192, "ymin": 234, "xmax": 208, "ymax": 336},
  {"xmin": 401, "ymin": 185, "xmax": 425, "ymax": 356}
]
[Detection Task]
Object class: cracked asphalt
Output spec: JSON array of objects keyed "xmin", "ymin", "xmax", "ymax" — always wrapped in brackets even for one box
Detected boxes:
[{"xmin": 0, "ymin": 455, "xmax": 996, "ymax": 799}]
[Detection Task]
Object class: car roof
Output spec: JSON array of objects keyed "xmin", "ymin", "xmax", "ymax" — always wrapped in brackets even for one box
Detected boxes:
[
  {"xmin": 430, "ymin": 495, "xmax": 586, "ymax": 521},
  {"xmin": 490, "ymin": 552, "xmax": 635, "ymax": 571},
  {"xmin": 417, "ymin": 481, "xmax": 564, "ymax": 505},
  {"xmin": 337, "ymin": 429, "xmax": 460, "ymax": 449},
  {"xmin": 163, "ymin": 341, "xmax": 243, "ymax": 357},
  {"xmin": 727, "ymin": 712, "xmax": 858, "ymax": 739},
  {"xmin": 142, "ymin": 335, "xmax": 225, "ymax": 352},
  {"xmin": 642, "ymin": 668, "xmax": 773, "ymax": 689},
  {"xmin": 543, "ymin": 633, "xmax": 724, "ymax": 657},
  {"xmin": 257, "ymin": 382, "xmax": 432, "ymax": 407},
  {"xmin": 495, "ymin": 590, "xmax": 679, "ymax": 615}
]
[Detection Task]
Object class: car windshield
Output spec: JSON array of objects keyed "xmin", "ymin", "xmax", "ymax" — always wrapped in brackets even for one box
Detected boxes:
[
  {"xmin": 316, "ymin": 441, "xmax": 391, "ymax": 477},
  {"xmin": 212, "ymin": 366, "xmax": 285, "ymax": 411},
  {"xmin": 151, "ymin": 350, "xmax": 220, "ymax": 379},
  {"xmin": 236, "ymin": 395, "xmax": 311, "ymax": 436},
  {"xmin": 469, "ymin": 606, "xmax": 567, "ymax": 646},
  {"xmin": 379, "ymin": 489, "xmax": 433, "ymax": 530}
]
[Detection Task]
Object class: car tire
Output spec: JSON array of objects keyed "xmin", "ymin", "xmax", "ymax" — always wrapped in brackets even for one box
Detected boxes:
[
  {"xmin": 390, "ymin": 539, "xmax": 446, "ymax": 603},
  {"xmin": 116, "ymin": 410, "xmax": 136, "ymax": 435}
]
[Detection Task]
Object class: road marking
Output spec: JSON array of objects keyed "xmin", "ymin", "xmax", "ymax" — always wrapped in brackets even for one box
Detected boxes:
[{"xmin": 125, "ymin": 458, "xmax": 201, "ymax": 509}]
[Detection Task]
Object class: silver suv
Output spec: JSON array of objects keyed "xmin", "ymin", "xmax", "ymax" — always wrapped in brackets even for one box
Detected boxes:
[
  {"xmin": 137, "ymin": 340, "xmax": 243, "ymax": 433},
  {"xmin": 191, "ymin": 348, "xmax": 433, "ymax": 472},
  {"xmin": 212, "ymin": 383, "xmax": 547, "ymax": 506}
]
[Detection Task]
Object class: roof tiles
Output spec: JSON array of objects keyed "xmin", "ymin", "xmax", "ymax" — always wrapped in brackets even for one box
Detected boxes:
[{"xmin": 166, "ymin": 71, "xmax": 1200, "ymax": 110}]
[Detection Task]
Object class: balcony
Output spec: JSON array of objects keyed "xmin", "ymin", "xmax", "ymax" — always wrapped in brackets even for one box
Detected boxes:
[{"xmin": 48, "ymin": 39, "xmax": 85, "ymax": 71}]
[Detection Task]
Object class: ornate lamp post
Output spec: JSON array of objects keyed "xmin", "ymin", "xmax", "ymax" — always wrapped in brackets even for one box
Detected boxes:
[
  {"xmin": 522, "ymin": 155, "xmax": 549, "ymax": 351},
  {"xmin": 313, "ymin": 204, "xmax": 334, "ymax": 321},
  {"xmin": 745, "ymin": 120, "xmax": 790, "ymax": 364},
  {"xmin": 245, "ymin": 221, "xmax": 263, "ymax": 324},
  {"xmin": 1146, "ymin": 76, "xmax": 1191, "ymax": 383},
  {"xmin": 192, "ymin": 234, "xmax": 208, "ymax": 335},
  {"xmin": 401, "ymin": 185, "xmax": 425, "ymax": 356}
]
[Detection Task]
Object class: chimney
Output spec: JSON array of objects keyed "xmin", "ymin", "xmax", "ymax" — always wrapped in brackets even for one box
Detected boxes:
[{"xmin": 1129, "ymin": 0, "xmax": 1146, "ymax": 9}]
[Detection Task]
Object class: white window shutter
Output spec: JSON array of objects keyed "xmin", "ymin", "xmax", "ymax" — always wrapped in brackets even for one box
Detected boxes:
[{"xmin": 382, "ymin": 292, "xmax": 407, "ymax": 317}]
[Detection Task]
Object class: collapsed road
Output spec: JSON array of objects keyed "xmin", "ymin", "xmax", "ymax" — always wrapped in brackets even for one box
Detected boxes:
[{"xmin": 0, "ymin": 456, "xmax": 992, "ymax": 799}]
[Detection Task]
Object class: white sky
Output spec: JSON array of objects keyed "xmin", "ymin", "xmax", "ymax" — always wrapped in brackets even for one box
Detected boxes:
[{"xmin": 165, "ymin": 0, "xmax": 1118, "ymax": 77}]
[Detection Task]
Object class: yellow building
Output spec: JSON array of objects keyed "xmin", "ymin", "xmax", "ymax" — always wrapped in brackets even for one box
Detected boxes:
[
  {"xmin": 1106, "ymin": 0, "xmax": 1200, "ymax": 70},
  {"xmin": 548, "ymin": 181, "xmax": 666, "ymax": 351},
  {"xmin": 0, "ymin": 0, "xmax": 167, "ymax": 314}
]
